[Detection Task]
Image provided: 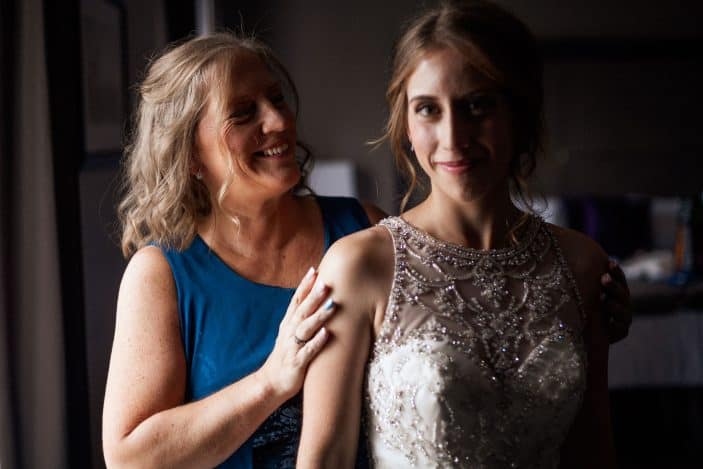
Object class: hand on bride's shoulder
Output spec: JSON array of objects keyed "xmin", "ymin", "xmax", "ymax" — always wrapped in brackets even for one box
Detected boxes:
[{"xmin": 317, "ymin": 226, "xmax": 395, "ymax": 327}]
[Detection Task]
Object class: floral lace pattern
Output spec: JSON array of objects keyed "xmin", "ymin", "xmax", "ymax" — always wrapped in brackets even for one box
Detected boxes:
[
  {"xmin": 251, "ymin": 394, "xmax": 301, "ymax": 468},
  {"xmin": 365, "ymin": 216, "xmax": 587, "ymax": 468}
]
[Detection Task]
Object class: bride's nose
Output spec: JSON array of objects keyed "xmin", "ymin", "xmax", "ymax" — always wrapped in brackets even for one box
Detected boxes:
[{"xmin": 439, "ymin": 107, "xmax": 474, "ymax": 152}]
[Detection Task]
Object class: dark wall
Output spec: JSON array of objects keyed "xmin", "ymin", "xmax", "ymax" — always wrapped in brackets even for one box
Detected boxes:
[
  {"xmin": 222, "ymin": 0, "xmax": 703, "ymax": 202},
  {"xmin": 79, "ymin": 1, "xmax": 167, "ymax": 467}
]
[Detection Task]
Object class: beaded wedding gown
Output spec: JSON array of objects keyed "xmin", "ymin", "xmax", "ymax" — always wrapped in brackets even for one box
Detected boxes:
[{"xmin": 365, "ymin": 216, "xmax": 587, "ymax": 468}]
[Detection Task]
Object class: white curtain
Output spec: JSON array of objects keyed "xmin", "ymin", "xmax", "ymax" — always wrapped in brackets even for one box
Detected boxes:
[{"xmin": 0, "ymin": 0, "xmax": 67, "ymax": 466}]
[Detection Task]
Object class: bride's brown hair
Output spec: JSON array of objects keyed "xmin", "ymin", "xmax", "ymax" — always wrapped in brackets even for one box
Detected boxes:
[{"xmin": 378, "ymin": 0, "xmax": 544, "ymax": 212}]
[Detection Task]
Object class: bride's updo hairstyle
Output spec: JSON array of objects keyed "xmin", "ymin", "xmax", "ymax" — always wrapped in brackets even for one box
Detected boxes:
[{"xmin": 381, "ymin": 0, "xmax": 544, "ymax": 210}]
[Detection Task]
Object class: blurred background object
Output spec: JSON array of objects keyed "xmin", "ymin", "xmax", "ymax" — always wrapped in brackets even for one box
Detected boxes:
[{"xmin": 1, "ymin": 0, "xmax": 701, "ymax": 468}]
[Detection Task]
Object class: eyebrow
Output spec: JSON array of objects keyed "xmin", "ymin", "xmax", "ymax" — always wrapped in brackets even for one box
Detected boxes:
[
  {"xmin": 408, "ymin": 94, "xmax": 436, "ymax": 104},
  {"xmin": 228, "ymin": 82, "xmax": 281, "ymax": 107},
  {"xmin": 408, "ymin": 89, "xmax": 497, "ymax": 105}
]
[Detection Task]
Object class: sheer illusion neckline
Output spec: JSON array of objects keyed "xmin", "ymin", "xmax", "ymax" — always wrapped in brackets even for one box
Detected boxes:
[{"xmin": 389, "ymin": 214, "xmax": 543, "ymax": 259}]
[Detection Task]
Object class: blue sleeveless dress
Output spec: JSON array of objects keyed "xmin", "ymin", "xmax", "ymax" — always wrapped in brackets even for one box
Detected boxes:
[{"xmin": 161, "ymin": 196, "xmax": 371, "ymax": 468}]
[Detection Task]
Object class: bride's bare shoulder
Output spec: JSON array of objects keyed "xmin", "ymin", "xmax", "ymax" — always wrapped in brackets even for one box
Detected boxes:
[
  {"xmin": 546, "ymin": 223, "xmax": 609, "ymax": 305},
  {"xmin": 320, "ymin": 225, "xmax": 394, "ymax": 279},
  {"xmin": 547, "ymin": 223, "xmax": 607, "ymax": 267}
]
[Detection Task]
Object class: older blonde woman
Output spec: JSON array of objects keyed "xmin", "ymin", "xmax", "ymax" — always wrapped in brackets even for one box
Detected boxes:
[
  {"xmin": 102, "ymin": 35, "xmax": 382, "ymax": 468},
  {"xmin": 103, "ymin": 30, "xmax": 628, "ymax": 469}
]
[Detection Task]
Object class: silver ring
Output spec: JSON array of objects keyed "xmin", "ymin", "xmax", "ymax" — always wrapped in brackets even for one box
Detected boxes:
[{"xmin": 293, "ymin": 335, "xmax": 307, "ymax": 346}]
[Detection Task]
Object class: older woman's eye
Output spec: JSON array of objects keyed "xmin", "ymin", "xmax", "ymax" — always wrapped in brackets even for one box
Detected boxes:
[{"xmin": 229, "ymin": 103, "xmax": 256, "ymax": 123}]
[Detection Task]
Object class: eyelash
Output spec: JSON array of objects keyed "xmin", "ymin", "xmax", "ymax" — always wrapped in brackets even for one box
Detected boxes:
[
  {"xmin": 465, "ymin": 95, "xmax": 497, "ymax": 117},
  {"xmin": 229, "ymin": 105, "xmax": 256, "ymax": 123},
  {"xmin": 415, "ymin": 95, "xmax": 497, "ymax": 119},
  {"xmin": 228, "ymin": 93, "xmax": 287, "ymax": 124},
  {"xmin": 416, "ymin": 103, "xmax": 439, "ymax": 117}
]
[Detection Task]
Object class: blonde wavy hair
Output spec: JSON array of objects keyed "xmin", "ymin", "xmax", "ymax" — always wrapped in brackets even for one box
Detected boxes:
[
  {"xmin": 118, "ymin": 33, "xmax": 309, "ymax": 257},
  {"xmin": 379, "ymin": 0, "xmax": 544, "ymax": 212}
]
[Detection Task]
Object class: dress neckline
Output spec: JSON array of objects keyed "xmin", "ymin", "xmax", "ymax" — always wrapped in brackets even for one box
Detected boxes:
[{"xmin": 385, "ymin": 214, "xmax": 542, "ymax": 259}]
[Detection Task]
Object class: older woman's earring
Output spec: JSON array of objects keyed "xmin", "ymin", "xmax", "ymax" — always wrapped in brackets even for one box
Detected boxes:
[
  {"xmin": 410, "ymin": 144, "xmax": 414, "ymax": 153},
  {"xmin": 195, "ymin": 169, "xmax": 203, "ymax": 180}
]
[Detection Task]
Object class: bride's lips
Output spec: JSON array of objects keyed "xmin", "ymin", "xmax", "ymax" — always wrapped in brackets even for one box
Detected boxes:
[{"xmin": 433, "ymin": 158, "xmax": 483, "ymax": 173}]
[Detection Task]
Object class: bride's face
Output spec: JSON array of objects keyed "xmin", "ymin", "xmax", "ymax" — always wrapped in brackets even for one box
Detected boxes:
[{"xmin": 405, "ymin": 47, "xmax": 515, "ymax": 203}]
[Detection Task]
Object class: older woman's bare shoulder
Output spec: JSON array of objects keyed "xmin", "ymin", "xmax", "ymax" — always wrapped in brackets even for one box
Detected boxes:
[
  {"xmin": 125, "ymin": 244, "xmax": 171, "ymax": 275},
  {"xmin": 119, "ymin": 245, "xmax": 176, "ymax": 305}
]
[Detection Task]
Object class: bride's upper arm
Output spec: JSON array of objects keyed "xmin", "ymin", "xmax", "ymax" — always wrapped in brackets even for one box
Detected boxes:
[
  {"xmin": 297, "ymin": 227, "xmax": 393, "ymax": 469},
  {"xmin": 553, "ymin": 226, "xmax": 616, "ymax": 468}
]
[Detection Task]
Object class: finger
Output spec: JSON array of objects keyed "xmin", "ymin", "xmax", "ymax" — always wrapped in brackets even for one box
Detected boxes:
[
  {"xmin": 602, "ymin": 305, "xmax": 632, "ymax": 344},
  {"xmin": 602, "ymin": 298, "xmax": 631, "ymax": 324},
  {"xmin": 294, "ymin": 281, "xmax": 331, "ymax": 321},
  {"xmin": 292, "ymin": 266, "xmax": 317, "ymax": 306},
  {"xmin": 294, "ymin": 299, "xmax": 336, "ymax": 342},
  {"xmin": 604, "ymin": 308, "xmax": 630, "ymax": 328},
  {"xmin": 601, "ymin": 272, "xmax": 630, "ymax": 301},
  {"xmin": 603, "ymin": 303, "xmax": 632, "ymax": 327},
  {"xmin": 609, "ymin": 300, "xmax": 632, "ymax": 326},
  {"xmin": 284, "ymin": 267, "xmax": 317, "ymax": 319},
  {"xmin": 607, "ymin": 259, "xmax": 628, "ymax": 286},
  {"xmin": 297, "ymin": 327, "xmax": 329, "ymax": 365}
]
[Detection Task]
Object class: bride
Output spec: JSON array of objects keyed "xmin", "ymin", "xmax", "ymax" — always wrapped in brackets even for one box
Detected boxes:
[{"xmin": 296, "ymin": 1, "xmax": 616, "ymax": 467}]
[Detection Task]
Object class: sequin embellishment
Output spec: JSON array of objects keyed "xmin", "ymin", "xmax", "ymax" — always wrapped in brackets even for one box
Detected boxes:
[{"xmin": 365, "ymin": 216, "xmax": 587, "ymax": 468}]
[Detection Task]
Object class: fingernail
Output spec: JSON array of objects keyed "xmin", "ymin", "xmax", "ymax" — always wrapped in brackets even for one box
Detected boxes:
[
  {"xmin": 305, "ymin": 266, "xmax": 315, "ymax": 280},
  {"xmin": 323, "ymin": 298, "xmax": 335, "ymax": 311}
]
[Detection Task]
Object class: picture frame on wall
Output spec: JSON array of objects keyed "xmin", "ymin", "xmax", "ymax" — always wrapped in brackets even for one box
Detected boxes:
[{"xmin": 80, "ymin": 0, "xmax": 128, "ymax": 159}]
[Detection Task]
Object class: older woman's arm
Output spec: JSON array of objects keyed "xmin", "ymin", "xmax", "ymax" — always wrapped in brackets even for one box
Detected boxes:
[
  {"xmin": 103, "ymin": 246, "xmax": 332, "ymax": 469},
  {"xmin": 602, "ymin": 260, "xmax": 632, "ymax": 344}
]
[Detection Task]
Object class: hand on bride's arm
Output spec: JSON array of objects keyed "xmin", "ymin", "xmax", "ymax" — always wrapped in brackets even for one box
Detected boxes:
[{"xmin": 296, "ymin": 227, "xmax": 393, "ymax": 469}]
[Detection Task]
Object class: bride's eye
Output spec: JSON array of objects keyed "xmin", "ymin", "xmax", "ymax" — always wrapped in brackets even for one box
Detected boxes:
[
  {"xmin": 270, "ymin": 92, "xmax": 286, "ymax": 108},
  {"xmin": 416, "ymin": 102, "xmax": 440, "ymax": 118},
  {"xmin": 463, "ymin": 94, "xmax": 498, "ymax": 118}
]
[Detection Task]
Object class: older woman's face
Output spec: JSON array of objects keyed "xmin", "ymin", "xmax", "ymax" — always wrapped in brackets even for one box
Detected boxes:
[
  {"xmin": 195, "ymin": 53, "xmax": 299, "ymax": 204},
  {"xmin": 406, "ymin": 47, "xmax": 514, "ymax": 203}
]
